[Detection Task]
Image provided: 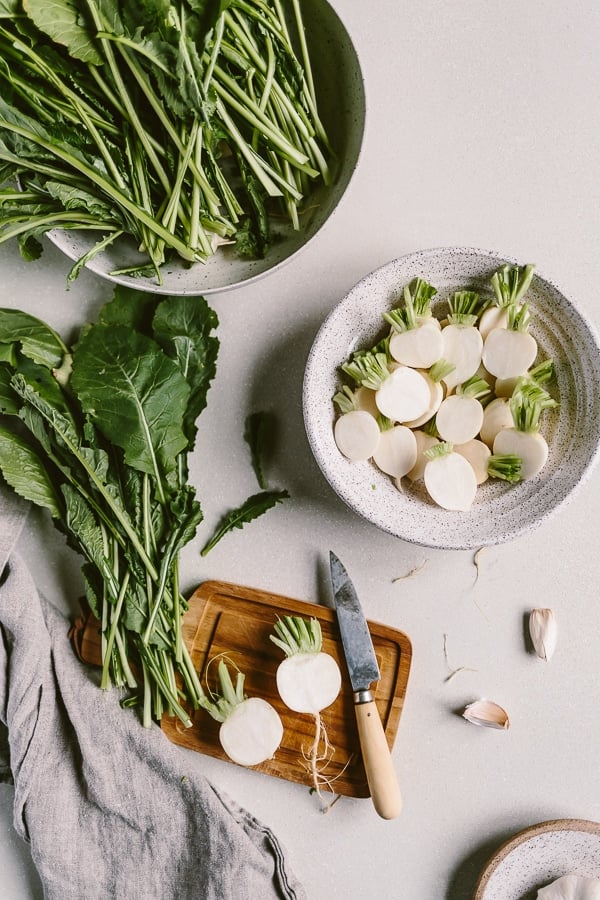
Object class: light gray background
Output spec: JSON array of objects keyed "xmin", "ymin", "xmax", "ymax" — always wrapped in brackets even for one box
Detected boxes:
[{"xmin": 2, "ymin": 1, "xmax": 600, "ymax": 898}]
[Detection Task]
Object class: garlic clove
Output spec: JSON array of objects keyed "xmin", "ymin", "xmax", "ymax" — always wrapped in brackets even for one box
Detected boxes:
[
  {"xmin": 537, "ymin": 873, "xmax": 600, "ymax": 898},
  {"xmin": 462, "ymin": 699, "xmax": 510, "ymax": 729},
  {"xmin": 529, "ymin": 607, "xmax": 558, "ymax": 661}
]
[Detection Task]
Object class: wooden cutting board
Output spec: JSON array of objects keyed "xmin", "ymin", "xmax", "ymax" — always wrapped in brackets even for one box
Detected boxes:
[{"xmin": 161, "ymin": 580, "xmax": 412, "ymax": 800}]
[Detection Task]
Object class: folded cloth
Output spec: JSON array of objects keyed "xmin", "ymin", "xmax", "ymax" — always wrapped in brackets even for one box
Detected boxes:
[{"xmin": 0, "ymin": 487, "xmax": 305, "ymax": 900}]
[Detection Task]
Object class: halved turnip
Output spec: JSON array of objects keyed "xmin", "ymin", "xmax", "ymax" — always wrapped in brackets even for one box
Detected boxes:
[
  {"xmin": 479, "ymin": 397, "xmax": 514, "ymax": 448},
  {"xmin": 435, "ymin": 376, "xmax": 491, "ymax": 444},
  {"xmin": 479, "ymin": 262, "xmax": 535, "ymax": 340},
  {"xmin": 402, "ymin": 366, "xmax": 446, "ymax": 428},
  {"xmin": 373, "ymin": 424, "xmax": 418, "ymax": 477},
  {"xmin": 270, "ymin": 616, "xmax": 342, "ymax": 806},
  {"xmin": 454, "ymin": 439, "xmax": 491, "ymax": 485},
  {"xmin": 200, "ymin": 659, "xmax": 283, "ymax": 767},
  {"xmin": 482, "ymin": 303, "xmax": 538, "ymax": 379},
  {"xmin": 384, "ymin": 279, "xmax": 443, "ymax": 368},
  {"xmin": 334, "ymin": 409, "xmax": 380, "ymax": 461},
  {"xmin": 342, "ymin": 350, "xmax": 431, "ymax": 422},
  {"xmin": 439, "ymin": 291, "xmax": 485, "ymax": 391},
  {"xmin": 492, "ymin": 382, "xmax": 557, "ymax": 479},
  {"xmin": 405, "ymin": 430, "xmax": 440, "ymax": 482},
  {"xmin": 423, "ymin": 441, "xmax": 478, "ymax": 511}
]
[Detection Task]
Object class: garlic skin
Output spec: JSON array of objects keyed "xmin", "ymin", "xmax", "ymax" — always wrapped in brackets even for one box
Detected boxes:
[
  {"xmin": 462, "ymin": 699, "xmax": 510, "ymax": 729},
  {"xmin": 537, "ymin": 873, "xmax": 600, "ymax": 899},
  {"xmin": 529, "ymin": 607, "xmax": 558, "ymax": 661}
]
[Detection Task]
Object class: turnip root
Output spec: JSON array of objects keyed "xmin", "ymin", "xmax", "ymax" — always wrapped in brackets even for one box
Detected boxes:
[
  {"xmin": 200, "ymin": 659, "xmax": 283, "ymax": 767},
  {"xmin": 270, "ymin": 616, "xmax": 342, "ymax": 807},
  {"xmin": 423, "ymin": 441, "xmax": 478, "ymax": 511},
  {"xmin": 373, "ymin": 424, "xmax": 417, "ymax": 477}
]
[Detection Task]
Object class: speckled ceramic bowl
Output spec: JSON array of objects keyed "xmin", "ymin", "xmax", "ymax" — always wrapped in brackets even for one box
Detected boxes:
[
  {"xmin": 473, "ymin": 819, "xmax": 600, "ymax": 899},
  {"xmin": 46, "ymin": 0, "xmax": 365, "ymax": 295},
  {"xmin": 303, "ymin": 247, "xmax": 600, "ymax": 550}
]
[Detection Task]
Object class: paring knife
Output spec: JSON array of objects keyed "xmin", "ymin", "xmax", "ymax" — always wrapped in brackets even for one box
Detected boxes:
[{"xmin": 329, "ymin": 551, "xmax": 402, "ymax": 820}]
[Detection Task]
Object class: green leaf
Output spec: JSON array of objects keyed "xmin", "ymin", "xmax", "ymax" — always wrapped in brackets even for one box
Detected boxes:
[
  {"xmin": 70, "ymin": 324, "xmax": 190, "ymax": 479},
  {"xmin": 152, "ymin": 295, "xmax": 219, "ymax": 446},
  {"xmin": 0, "ymin": 308, "xmax": 67, "ymax": 369},
  {"xmin": 200, "ymin": 489, "xmax": 289, "ymax": 555},
  {"xmin": 0, "ymin": 0, "xmax": 20, "ymax": 16},
  {"xmin": 22, "ymin": 0, "xmax": 104, "ymax": 65},
  {"xmin": 244, "ymin": 411, "xmax": 271, "ymax": 490},
  {"xmin": 0, "ymin": 425, "xmax": 62, "ymax": 516},
  {"xmin": 0, "ymin": 366, "xmax": 19, "ymax": 415}
]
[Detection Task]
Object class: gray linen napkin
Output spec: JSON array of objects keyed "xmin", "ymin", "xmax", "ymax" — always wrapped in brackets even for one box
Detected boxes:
[{"xmin": 0, "ymin": 487, "xmax": 305, "ymax": 900}]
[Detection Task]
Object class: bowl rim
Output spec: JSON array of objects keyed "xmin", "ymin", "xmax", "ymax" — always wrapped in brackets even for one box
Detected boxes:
[
  {"xmin": 303, "ymin": 245, "xmax": 600, "ymax": 549},
  {"xmin": 473, "ymin": 818, "xmax": 600, "ymax": 898}
]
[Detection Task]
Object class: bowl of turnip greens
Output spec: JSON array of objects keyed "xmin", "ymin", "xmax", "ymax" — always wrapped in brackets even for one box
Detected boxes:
[
  {"xmin": 0, "ymin": 0, "xmax": 364, "ymax": 294},
  {"xmin": 303, "ymin": 247, "xmax": 600, "ymax": 550}
]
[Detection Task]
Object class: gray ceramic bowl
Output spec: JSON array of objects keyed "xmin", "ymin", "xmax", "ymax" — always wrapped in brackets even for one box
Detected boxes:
[
  {"xmin": 303, "ymin": 247, "xmax": 600, "ymax": 550},
  {"xmin": 47, "ymin": 0, "xmax": 365, "ymax": 295}
]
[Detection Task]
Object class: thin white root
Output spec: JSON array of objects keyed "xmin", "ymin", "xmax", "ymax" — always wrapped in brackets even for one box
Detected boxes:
[
  {"xmin": 473, "ymin": 546, "xmax": 487, "ymax": 582},
  {"xmin": 392, "ymin": 559, "xmax": 427, "ymax": 583},
  {"xmin": 442, "ymin": 633, "xmax": 477, "ymax": 683},
  {"xmin": 302, "ymin": 714, "xmax": 348, "ymax": 813}
]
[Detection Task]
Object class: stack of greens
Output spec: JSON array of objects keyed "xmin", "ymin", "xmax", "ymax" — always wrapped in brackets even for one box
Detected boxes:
[
  {"xmin": 0, "ymin": 0, "xmax": 331, "ymax": 281},
  {"xmin": 0, "ymin": 290, "xmax": 221, "ymax": 727}
]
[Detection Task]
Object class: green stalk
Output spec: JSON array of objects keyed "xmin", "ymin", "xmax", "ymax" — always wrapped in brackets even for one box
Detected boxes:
[{"xmin": 100, "ymin": 569, "xmax": 131, "ymax": 690}]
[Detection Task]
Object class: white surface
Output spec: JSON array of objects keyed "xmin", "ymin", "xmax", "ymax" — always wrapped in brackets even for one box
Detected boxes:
[{"xmin": 2, "ymin": 2, "xmax": 600, "ymax": 898}]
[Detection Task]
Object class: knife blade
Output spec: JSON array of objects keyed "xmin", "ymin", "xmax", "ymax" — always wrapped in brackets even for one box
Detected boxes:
[{"xmin": 329, "ymin": 551, "xmax": 402, "ymax": 820}]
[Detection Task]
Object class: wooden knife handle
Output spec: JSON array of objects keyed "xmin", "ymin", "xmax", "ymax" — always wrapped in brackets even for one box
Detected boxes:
[{"xmin": 354, "ymin": 698, "xmax": 402, "ymax": 820}]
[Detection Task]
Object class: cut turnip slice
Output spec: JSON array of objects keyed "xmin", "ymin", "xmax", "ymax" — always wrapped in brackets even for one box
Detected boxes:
[
  {"xmin": 334, "ymin": 410, "xmax": 380, "ymax": 461},
  {"xmin": 403, "ymin": 370, "xmax": 444, "ymax": 428},
  {"xmin": 440, "ymin": 324, "xmax": 483, "ymax": 390},
  {"xmin": 219, "ymin": 697, "xmax": 284, "ymax": 767},
  {"xmin": 436, "ymin": 394, "xmax": 484, "ymax": 444},
  {"xmin": 479, "ymin": 397, "xmax": 514, "ymax": 448},
  {"xmin": 200, "ymin": 659, "xmax": 284, "ymax": 767},
  {"xmin": 482, "ymin": 302, "xmax": 538, "ymax": 379},
  {"xmin": 270, "ymin": 616, "xmax": 342, "ymax": 809},
  {"xmin": 454, "ymin": 439, "xmax": 492, "ymax": 485},
  {"xmin": 375, "ymin": 365, "xmax": 431, "ymax": 421},
  {"xmin": 478, "ymin": 305, "xmax": 509, "ymax": 341},
  {"xmin": 479, "ymin": 262, "xmax": 535, "ymax": 340},
  {"xmin": 439, "ymin": 290, "xmax": 485, "ymax": 391},
  {"xmin": 423, "ymin": 442, "xmax": 478, "ymax": 510},
  {"xmin": 389, "ymin": 320, "xmax": 443, "ymax": 368},
  {"xmin": 373, "ymin": 424, "xmax": 417, "ymax": 477},
  {"xmin": 406, "ymin": 430, "xmax": 440, "ymax": 481},
  {"xmin": 482, "ymin": 327, "xmax": 538, "ymax": 379},
  {"xmin": 493, "ymin": 427, "xmax": 548, "ymax": 479}
]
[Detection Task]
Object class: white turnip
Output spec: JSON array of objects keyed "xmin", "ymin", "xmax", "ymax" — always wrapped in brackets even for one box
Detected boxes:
[
  {"xmin": 482, "ymin": 303, "xmax": 538, "ymax": 379},
  {"xmin": 423, "ymin": 441, "xmax": 478, "ymax": 511},
  {"xmin": 200, "ymin": 659, "xmax": 283, "ymax": 767},
  {"xmin": 334, "ymin": 409, "xmax": 380, "ymax": 461},
  {"xmin": 373, "ymin": 424, "xmax": 417, "ymax": 478},
  {"xmin": 270, "ymin": 615, "xmax": 342, "ymax": 807},
  {"xmin": 439, "ymin": 291, "xmax": 485, "ymax": 390},
  {"xmin": 435, "ymin": 376, "xmax": 491, "ymax": 445}
]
